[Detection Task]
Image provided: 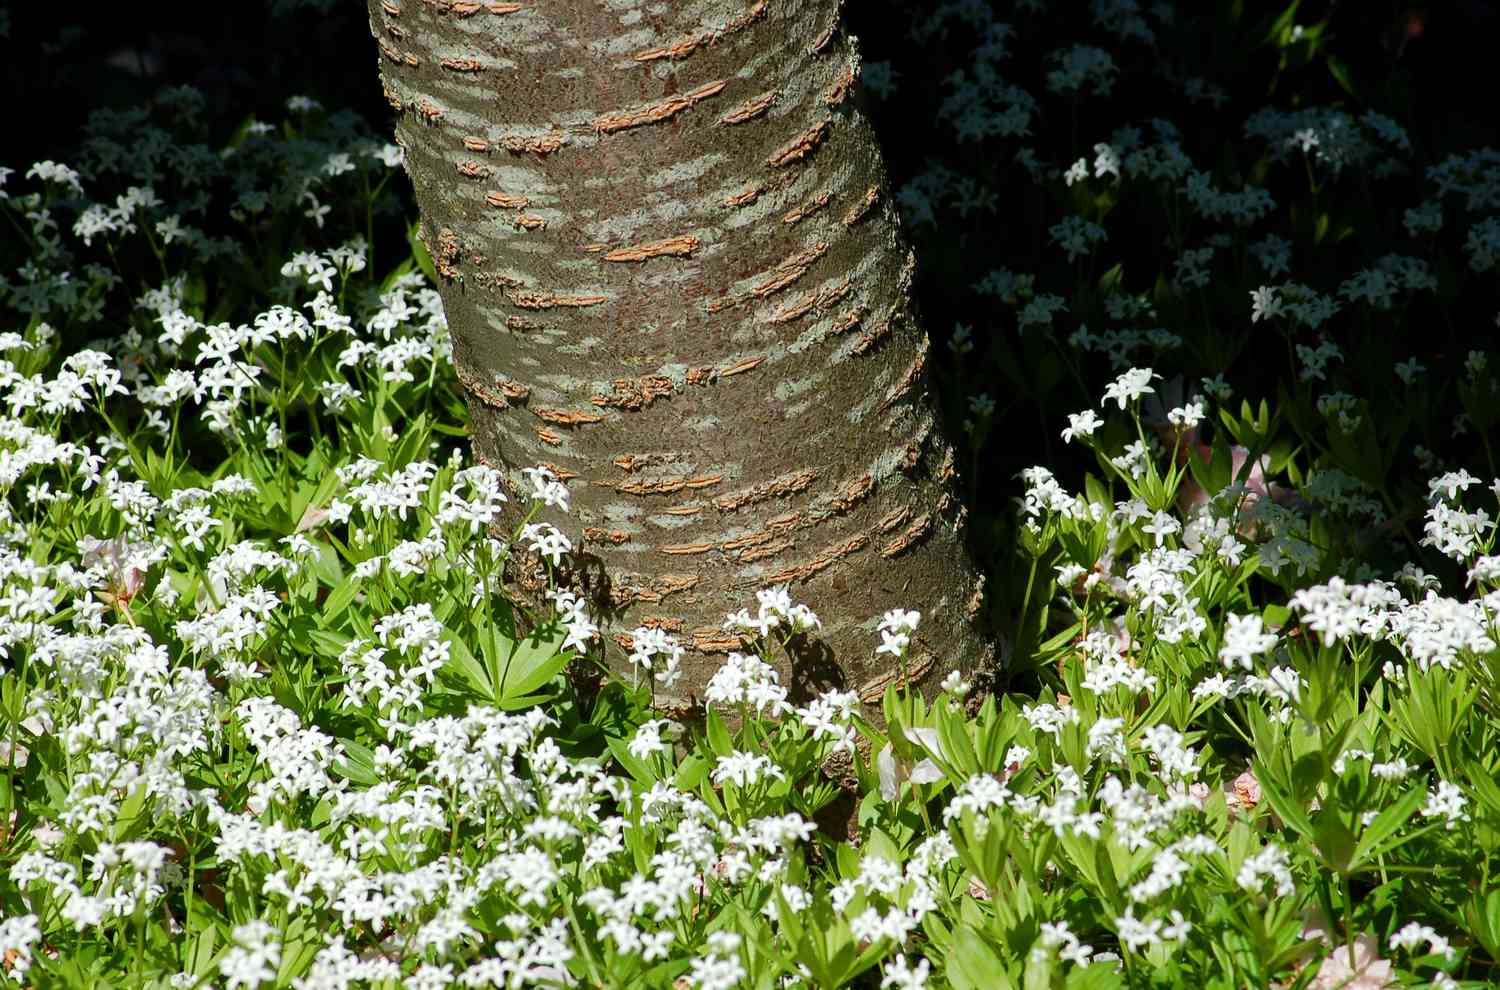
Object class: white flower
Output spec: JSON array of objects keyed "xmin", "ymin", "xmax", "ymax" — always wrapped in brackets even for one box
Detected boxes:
[
  {"xmin": 881, "ymin": 954, "xmax": 930, "ymax": 990},
  {"xmin": 876, "ymin": 628, "xmax": 910, "ymax": 659},
  {"xmin": 793, "ymin": 689, "xmax": 859, "ymax": 754},
  {"xmin": 26, "ymin": 160, "xmax": 84, "ymax": 194},
  {"xmin": 520, "ymin": 522, "xmax": 572, "ymax": 566},
  {"xmin": 688, "ymin": 931, "xmax": 746, "ymax": 990},
  {"xmin": 723, "ymin": 585, "xmax": 821, "ymax": 639},
  {"xmin": 322, "ymin": 152, "xmax": 355, "ymax": 177},
  {"xmin": 1113, "ymin": 906, "xmax": 1163, "ymax": 952},
  {"xmin": 1236, "ymin": 842, "xmax": 1295, "ymax": 897},
  {"xmin": 1297, "ymin": 340, "xmax": 1343, "ymax": 382},
  {"xmin": 1111, "ymin": 439, "xmax": 1149, "ymax": 479},
  {"xmin": 1061, "ymin": 409, "xmax": 1102, "ymax": 443},
  {"xmin": 1101, "ymin": 368, "xmax": 1157, "ymax": 409},
  {"xmin": 1421, "ymin": 780, "xmax": 1470, "ymax": 830},
  {"xmin": 1141, "ymin": 511, "xmax": 1181, "ymax": 547},
  {"xmin": 0, "ymin": 915, "xmax": 41, "ymax": 977},
  {"xmin": 712, "ymin": 751, "xmax": 785, "ymax": 788},
  {"xmin": 522, "ymin": 465, "xmax": 570, "ymax": 511},
  {"xmin": 1219, "ymin": 613, "xmax": 1279, "ymax": 670},
  {"xmin": 1167, "ymin": 399, "xmax": 1205, "ymax": 429},
  {"xmin": 627, "ymin": 626, "xmax": 685, "ymax": 689},
  {"xmin": 221, "ymin": 920, "xmax": 281, "ymax": 990},
  {"xmin": 1050, "ymin": 215, "xmax": 1108, "ymax": 262},
  {"xmin": 1093, "ymin": 142, "xmax": 1121, "ymax": 179},
  {"xmin": 878, "ymin": 608, "xmax": 920, "ymax": 636},
  {"xmin": 371, "ymin": 143, "xmax": 404, "ymax": 168},
  {"xmin": 1039, "ymin": 920, "xmax": 1094, "ymax": 967},
  {"xmin": 1197, "ymin": 376, "xmax": 1231, "ymax": 403},
  {"xmin": 940, "ymin": 669, "xmax": 970, "ymax": 697},
  {"xmin": 1139, "ymin": 724, "xmax": 1198, "ymax": 779},
  {"xmin": 874, "ymin": 608, "xmax": 920, "ymax": 659},
  {"xmin": 628, "ymin": 720, "xmax": 673, "ymax": 761},
  {"xmin": 553, "ymin": 596, "xmax": 598, "ymax": 654},
  {"xmin": 1404, "ymin": 201, "xmax": 1443, "ymax": 236},
  {"xmin": 1250, "ymin": 285, "xmax": 1283, "ymax": 323},
  {"xmin": 1426, "ymin": 468, "xmax": 1480, "ymax": 502},
  {"xmin": 1021, "ymin": 702, "xmax": 1078, "ymax": 738},
  {"xmin": 703, "ymin": 652, "xmax": 791, "ymax": 716},
  {"xmin": 876, "ymin": 728, "xmax": 946, "ymax": 800},
  {"xmin": 1263, "ymin": 665, "xmax": 1303, "ymax": 704},
  {"xmin": 302, "ymin": 191, "xmax": 331, "ymax": 229},
  {"xmin": 155, "ymin": 214, "xmax": 185, "ymax": 244}
]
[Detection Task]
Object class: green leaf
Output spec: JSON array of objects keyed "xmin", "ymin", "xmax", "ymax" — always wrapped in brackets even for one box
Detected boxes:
[
  {"xmin": 705, "ymin": 709, "xmax": 734, "ymax": 758},
  {"xmin": 1326, "ymin": 55, "xmax": 1359, "ymax": 99},
  {"xmin": 1024, "ymin": 950, "xmax": 1056, "ymax": 990},
  {"xmin": 1186, "ymin": 428, "xmax": 1232, "ymax": 497},
  {"xmin": 113, "ymin": 781, "xmax": 149, "ymax": 841},
  {"xmin": 675, "ymin": 750, "xmax": 711, "ymax": 791},
  {"xmin": 185, "ymin": 925, "xmax": 220, "ymax": 977},
  {"xmin": 1263, "ymin": 0, "xmax": 1302, "ymax": 45},
  {"xmin": 1464, "ymin": 758, "xmax": 1500, "ymax": 818},
  {"xmin": 1262, "ymin": 603, "xmax": 1292, "ymax": 631},
  {"xmin": 1253, "ymin": 758, "xmax": 1316, "ymax": 843},
  {"xmin": 1067, "ymin": 964, "xmax": 1128, "ymax": 990},
  {"xmin": 334, "ymin": 738, "xmax": 379, "ymax": 786},
  {"xmin": 936, "ymin": 704, "xmax": 979, "ymax": 776},
  {"xmin": 1312, "ymin": 812, "xmax": 1355, "ymax": 873},
  {"xmin": 407, "ymin": 220, "xmax": 439, "ymax": 286},
  {"xmin": 496, "ymin": 622, "xmax": 572, "ymax": 708},
  {"xmin": 843, "ymin": 937, "xmax": 892, "ymax": 986},
  {"xmin": 1461, "ymin": 889, "xmax": 1500, "ymax": 962},
  {"xmin": 1291, "ymin": 749, "xmax": 1327, "ymax": 803},
  {"xmin": 864, "ymin": 828, "xmax": 901, "ymax": 866},
  {"xmin": 606, "ymin": 733, "xmax": 657, "ymax": 786},
  {"xmin": 1093, "ymin": 837, "xmax": 1123, "ymax": 908},
  {"xmin": 1349, "ymin": 784, "xmax": 1425, "ymax": 871},
  {"xmin": 320, "ymin": 578, "xmax": 362, "ymax": 628},
  {"xmin": 441, "ymin": 630, "xmax": 495, "ymax": 702},
  {"xmin": 306, "ymin": 627, "xmax": 350, "ymax": 661},
  {"xmin": 947, "ymin": 925, "xmax": 1013, "ymax": 990},
  {"xmin": 589, "ymin": 681, "xmax": 652, "ymax": 736},
  {"xmin": 1097, "ymin": 263, "xmax": 1124, "ymax": 295}
]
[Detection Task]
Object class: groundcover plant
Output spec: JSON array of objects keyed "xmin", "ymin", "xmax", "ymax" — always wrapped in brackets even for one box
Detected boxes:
[{"xmin": 2, "ymin": 2, "xmax": 1499, "ymax": 989}]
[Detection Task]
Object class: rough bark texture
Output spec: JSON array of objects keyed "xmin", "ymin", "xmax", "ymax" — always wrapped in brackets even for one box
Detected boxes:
[{"xmin": 367, "ymin": 0, "xmax": 996, "ymax": 709}]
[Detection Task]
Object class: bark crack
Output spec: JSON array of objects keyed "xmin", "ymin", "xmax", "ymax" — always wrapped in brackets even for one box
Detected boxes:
[
  {"xmin": 783, "ymin": 191, "xmax": 831, "ymax": 225},
  {"xmin": 506, "ymin": 289, "xmax": 609, "ymax": 310},
  {"xmin": 843, "ymin": 187, "xmax": 879, "ymax": 225},
  {"xmin": 532, "ymin": 407, "xmax": 608, "ymax": 427},
  {"xmin": 592, "ymin": 376, "xmax": 675, "ymax": 411},
  {"xmin": 767, "ymin": 118, "xmax": 832, "ymax": 167},
  {"xmin": 720, "ymin": 90, "xmax": 779, "ymax": 125},
  {"xmin": 593, "ymin": 81, "xmax": 727, "ymax": 135},
  {"xmin": 602, "ymin": 235, "xmax": 701, "ymax": 263},
  {"xmin": 608, "ymin": 475, "xmax": 724, "ymax": 497},
  {"xmin": 713, "ymin": 469, "xmax": 818, "ymax": 512}
]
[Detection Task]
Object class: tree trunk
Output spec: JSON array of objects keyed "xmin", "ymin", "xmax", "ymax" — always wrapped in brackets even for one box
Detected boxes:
[{"xmin": 366, "ymin": 0, "xmax": 995, "ymax": 708}]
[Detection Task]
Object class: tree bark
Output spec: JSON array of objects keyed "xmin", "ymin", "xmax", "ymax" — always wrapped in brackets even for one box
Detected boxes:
[{"xmin": 366, "ymin": 0, "xmax": 995, "ymax": 708}]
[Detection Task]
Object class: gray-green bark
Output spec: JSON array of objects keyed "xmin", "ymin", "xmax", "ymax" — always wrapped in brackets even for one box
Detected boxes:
[{"xmin": 367, "ymin": 0, "xmax": 996, "ymax": 707}]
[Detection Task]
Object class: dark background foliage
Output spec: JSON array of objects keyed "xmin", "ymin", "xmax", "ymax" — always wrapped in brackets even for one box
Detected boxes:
[{"xmin": 7, "ymin": 3, "xmax": 1495, "ymax": 167}]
